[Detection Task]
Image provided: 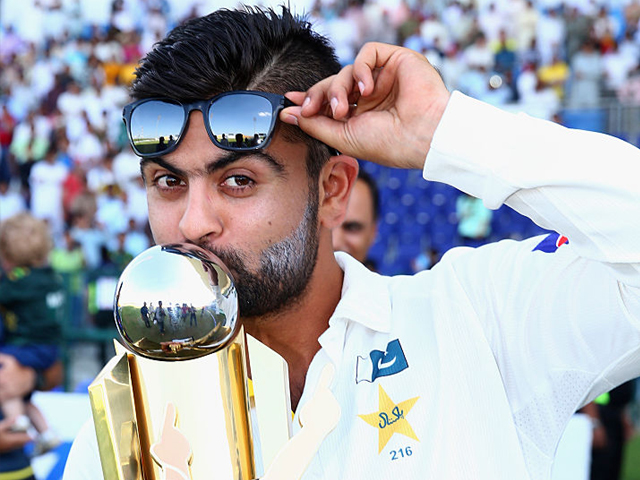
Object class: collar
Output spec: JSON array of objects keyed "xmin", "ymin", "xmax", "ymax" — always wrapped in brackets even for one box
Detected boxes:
[{"xmin": 330, "ymin": 252, "xmax": 392, "ymax": 333}]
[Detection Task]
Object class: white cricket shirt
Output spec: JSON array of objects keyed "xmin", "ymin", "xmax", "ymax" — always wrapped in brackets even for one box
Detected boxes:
[{"xmin": 63, "ymin": 92, "xmax": 640, "ymax": 480}]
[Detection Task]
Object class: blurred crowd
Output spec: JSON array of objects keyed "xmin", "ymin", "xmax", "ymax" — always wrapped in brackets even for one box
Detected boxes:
[
  {"xmin": 0, "ymin": 2, "xmax": 639, "ymax": 475},
  {"xmin": 2, "ymin": 0, "xmax": 640, "ymax": 292}
]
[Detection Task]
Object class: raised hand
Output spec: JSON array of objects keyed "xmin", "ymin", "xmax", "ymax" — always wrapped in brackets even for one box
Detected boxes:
[{"xmin": 281, "ymin": 42, "xmax": 451, "ymax": 170}]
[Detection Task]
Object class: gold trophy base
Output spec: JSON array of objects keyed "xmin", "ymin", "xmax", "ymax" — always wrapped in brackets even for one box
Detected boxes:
[{"xmin": 89, "ymin": 333, "xmax": 254, "ymax": 480}]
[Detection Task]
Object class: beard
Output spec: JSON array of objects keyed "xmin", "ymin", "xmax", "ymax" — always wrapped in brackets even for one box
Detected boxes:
[{"xmin": 199, "ymin": 192, "xmax": 320, "ymax": 319}]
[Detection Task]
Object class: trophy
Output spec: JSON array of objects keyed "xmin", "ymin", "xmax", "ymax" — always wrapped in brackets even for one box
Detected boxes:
[{"xmin": 88, "ymin": 244, "xmax": 340, "ymax": 480}]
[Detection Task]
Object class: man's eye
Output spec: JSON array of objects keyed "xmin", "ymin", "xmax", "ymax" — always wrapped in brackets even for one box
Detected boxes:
[
  {"xmin": 343, "ymin": 222, "xmax": 364, "ymax": 233},
  {"xmin": 223, "ymin": 175, "xmax": 254, "ymax": 189},
  {"xmin": 156, "ymin": 175, "xmax": 185, "ymax": 188}
]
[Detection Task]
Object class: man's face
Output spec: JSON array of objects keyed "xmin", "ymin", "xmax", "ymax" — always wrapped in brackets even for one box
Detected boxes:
[
  {"xmin": 142, "ymin": 112, "xmax": 320, "ymax": 319},
  {"xmin": 332, "ymin": 178, "xmax": 377, "ymax": 263}
]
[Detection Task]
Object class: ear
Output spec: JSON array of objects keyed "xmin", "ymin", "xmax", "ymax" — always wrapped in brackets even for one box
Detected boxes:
[{"xmin": 318, "ymin": 155, "xmax": 359, "ymax": 229}]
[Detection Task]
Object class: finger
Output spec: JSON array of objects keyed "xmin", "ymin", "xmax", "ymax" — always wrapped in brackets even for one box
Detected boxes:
[
  {"xmin": 280, "ymin": 105, "xmax": 302, "ymax": 126},
  {"xmin": 303, "ymin": 66, "xmax": 358, "ymax": 120},
  {"xmin": 351, "ymin": 42, "xmax": 401, "ymax": 96},
  {"xmin": 326, "ymin": 65, "xmax": 358, "ymax": 119},
  {"xmin": 286, "ymin": 110, "xmax": 349, "ymax": 153},
  {"xmin": 298, "ymin": 75, "xmax": 334, "ymax": 117}
]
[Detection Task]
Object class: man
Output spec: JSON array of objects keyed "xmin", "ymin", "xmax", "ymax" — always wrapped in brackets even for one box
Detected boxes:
[
  {"xmin": 55, "ymin": 7, "xmax": 640, "ymax": 479},
  {"xmin": 332, "ymin": 169, "xmax": 379, "ymax": 268},
  {"xmin": 0, "ymin": 354, "xmax": 62, "ymax": 480},
  {"xmin": 154, "ymin": 300, "xmax": 166, "ymax": 334},
  {"xmin": 140, "ymin": 301, "xmax": 150, "ymax": 328}
]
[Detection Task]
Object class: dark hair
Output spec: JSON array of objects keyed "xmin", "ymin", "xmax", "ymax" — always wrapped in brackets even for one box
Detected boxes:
[
  {"xmin": 131, "ymin": 6, "xmax": 341, "ymax": 179},
  {"xmin": 357, "ymin": 168, "xmax": 380, "ymax": 221}
]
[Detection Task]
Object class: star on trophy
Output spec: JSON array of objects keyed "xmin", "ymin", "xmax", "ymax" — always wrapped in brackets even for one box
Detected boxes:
[{"xmin": 88, "ymin": 244, "xmax": 340, "ymax": 480}]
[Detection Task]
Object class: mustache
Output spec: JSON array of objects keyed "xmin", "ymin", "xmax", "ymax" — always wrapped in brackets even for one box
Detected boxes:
[{"xmin": 193, "ymin": 242, "xmax": 250, "ymax": 279}]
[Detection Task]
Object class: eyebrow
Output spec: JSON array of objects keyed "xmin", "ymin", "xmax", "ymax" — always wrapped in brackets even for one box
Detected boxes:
[{"xmin": 140, "ymin": 150, "xmax": 286, "ymax": 178}]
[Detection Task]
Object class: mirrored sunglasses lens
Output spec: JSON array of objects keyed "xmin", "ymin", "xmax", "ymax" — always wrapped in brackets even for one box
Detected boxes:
[
  {"xmin": 130, "ymin": 102, "xmax": 184, "ymax": 155},
  {"xmin": 209, "ymin": 95, "xmax": 274, "ymax": 149}
]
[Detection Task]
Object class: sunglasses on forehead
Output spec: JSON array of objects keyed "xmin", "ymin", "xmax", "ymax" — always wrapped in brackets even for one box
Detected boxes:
[{"xmin": 122, "ymin": 91, "xmax": 295, "ymax": 158}]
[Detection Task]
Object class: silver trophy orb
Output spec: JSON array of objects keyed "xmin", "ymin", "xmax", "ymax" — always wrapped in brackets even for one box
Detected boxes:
[{"xmin": 114, "ymin": 243, "xmax": 239, "ymax": 360}]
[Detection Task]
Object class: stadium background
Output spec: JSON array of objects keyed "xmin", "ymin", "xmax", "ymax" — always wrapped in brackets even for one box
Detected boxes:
[{"xmin": 0, "ymin": 0, "xmax": 639, "ymax": 478}]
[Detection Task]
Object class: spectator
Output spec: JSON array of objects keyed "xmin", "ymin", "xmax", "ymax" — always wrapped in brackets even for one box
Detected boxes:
[
  {"xmin": 86, "ymin": 245, "xmax": 120, "ymax": 365},
  {"xmin": 515, "ymin": 0, "xmax": 539, "ymax": 53},
  {"xmin": 617, "ymin": 65, "xmax": 640, "ymax": 104},
  {"xmin": 520, "ymin": 37, "xmax": 543, "ymax": 69},
  {"xmin": 602, "ymin": 41, "xmax": 636, "ymax": 97},
  {"xmin": 109, "ymin": 232, "xmax": 133, "ymax": 273},
  {"xmin": 478, "ymin": 2, "xmax": 508, "ymax": 44},
  {"xmin": 564, "ymin": 6, "xmax": 593, "ymax": 61},
  {"xmin": 403, "ymin": 23, "xmax": 426, "ymax": 53},
  {"xmin": 618, "ymin": 30, "xmax": 640, "ymax": 72},
  {"xmin": 440, "ymin": 43, "xmax": 465, "ymax": 92},
  {"xmin": 521, "ymin": 77, "xmax": 561, "ymax": 120},
  {"xmin": 122, "ymin": 218, "xmax": 150, "ymax": 258},
  {"xmin": 624, "ymin": 0, "xmax": 640, "ymax": 28},
  {"xmin": 568, "ymin": 39, "xmax": 603, "ymax": 108},
  {"xmin": 0, "ymin": 105, "xmax": 17, "ymax": 184},
  {"xmin": 420, "ymin": 11, "xmax": 449, "ymax": 51},
  {"xmin": 95, "ymin": 184, "xmax": 128, "ymax": 245},
  {"xmin": 29, "ymin": 146, "xmax": 68, "ymax": 242},
  {"xmin": 67, "ymin": 115, "xmax": 104, "ymax": 170},
  {"xmin": 0, "ymin": 213, "xmax": 62, "ymax": 457},
  {"xmin": 516, "ymin": 61, "xmax": 539, "ymax": 101},
  {"xmin": 50, "ymin": 230, "xmax": 86, "ymax": 328},
  {"xmin": 5, "ymin": 71, "xmax": 36, "ymax": 122},
  {"xmin": 62, "ymin": 163, "xmax": 87, "ymax": 225},
  {"xmin": 592, "ymin": 6, "xmax": 622, "ymax": 48},
  {"xmin": 536, "ymin": 8, "xmax": 566, "ymax": 65},
  {"xmin": 332, "ymin": 169, "xmax": 380, "ymax": 269},
  {"xmin": 463, "ymin": 32, "xmax": 495, "ymax": 71},
  {"xmin": 411, "ymin": 247, "xmax": 440, "ymax": 273},
  {"xmin": 493, "ymin": 30, "xmax": 517, "ymax": 77},
  {"xmin": 537, "ymin": 51, "xmax": 571, "ymax": 100},
  {"xmin": 123, "ymin": 175, "xmax": 149, "ymax": 230},
  {"xmin": 86, "ymin": 153, "xmax": 117, "ymax": 195},
  {"xmin": 456, "ymin": 192, "xmax": 493, "ymax": 247},
  {"xmin": 0, "ymin": 180, "xmax": 26, "ymax": 225},
  {"xmin": 68, "ymin": 195, "xmax": 106, "ymax": 271},
  {"xmin": 9, "ymin": 112, "xmax": 50, "ymax": 199}
]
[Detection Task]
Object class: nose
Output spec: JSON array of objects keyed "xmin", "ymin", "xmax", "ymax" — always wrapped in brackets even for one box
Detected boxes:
[{"xmin": 178, "ymin": 181, "xmax": 223, "ymax": 243}]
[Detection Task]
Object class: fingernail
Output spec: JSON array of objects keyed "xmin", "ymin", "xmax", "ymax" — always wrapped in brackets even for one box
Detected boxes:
[
  {"xmin": 303, "ymin": 97, "xmax": 311, "ymax": 108},
  {"xmin": 330, "ymin": 97, "xmax": 339, "ymax": 115},
  {"xmin": 285, "ymin": 114, "xmax": 299, "ymax": 126},
  {"xmin": 358, "ymin": 81, "xmax": 365, "ymax": 94}
]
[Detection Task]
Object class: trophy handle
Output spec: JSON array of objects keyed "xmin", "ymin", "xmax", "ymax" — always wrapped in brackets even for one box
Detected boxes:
[{"xmin": 261, "ymin": 364, "xmax": 341, "ymax": 480}]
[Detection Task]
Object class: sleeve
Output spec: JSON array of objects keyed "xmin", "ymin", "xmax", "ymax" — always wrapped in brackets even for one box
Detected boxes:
[
  {"xmin": 62, "ymin": 419, "xmax": 104, "ymax": 480},
  {"xmin": 424, "ymin": 91, "xmax": 640, "ymax": 463},
  {"xmin": 427, "ymin": 91, "xmax": 640, "ymax": 286}
]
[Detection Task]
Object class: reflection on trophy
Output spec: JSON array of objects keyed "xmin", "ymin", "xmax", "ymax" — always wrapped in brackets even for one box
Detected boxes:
[{"xmin": 88, "ymin": 244, "xmax": 340, "ymax": 480}]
